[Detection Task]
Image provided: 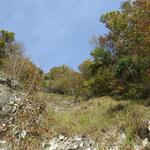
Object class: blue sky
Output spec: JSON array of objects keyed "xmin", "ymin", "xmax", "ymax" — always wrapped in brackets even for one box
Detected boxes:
[{"xmin": 0, "ymin": 0, "xmax": 123, "ymax": 72}]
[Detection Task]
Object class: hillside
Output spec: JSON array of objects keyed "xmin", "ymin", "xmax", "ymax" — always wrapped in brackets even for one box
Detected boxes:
[
  {"xmin": 0, "ymin": 0, "xmax": 150, "ymax": 149},
  {"xmin": 35, "ymin": 93, "xmax": 150, "ymax": 150},
  {"xmin": 0, "ymin": 76, "xmax": 149, "ymax": 149}
]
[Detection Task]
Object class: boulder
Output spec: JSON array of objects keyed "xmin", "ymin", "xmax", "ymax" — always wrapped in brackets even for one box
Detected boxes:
[{"xmin": 0, "ymin": 84, "xmax": 12, "ymax": 105}]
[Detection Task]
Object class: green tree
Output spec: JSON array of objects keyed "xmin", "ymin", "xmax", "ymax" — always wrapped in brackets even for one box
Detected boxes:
[
  {"xmin": 90, "ymin": 48, "xmax": 113, "ymax": 73},
  {"xmin": 78, "ymin": 59, "xmax": 93, "ymax": 80},
  {"xmin": 0, "ymin": 30, "xmax": 15, "ymax": 65},
  {"xmin": 81, "ymin": 0, "xmax": 150, "ymax": 99},
  {"xmin": 101, "ymin": 0, "xmax": 150, "ymax": 57},
  {"xmin": 44, "ymin": 65, "xmax": 83, "ymax": 97}
]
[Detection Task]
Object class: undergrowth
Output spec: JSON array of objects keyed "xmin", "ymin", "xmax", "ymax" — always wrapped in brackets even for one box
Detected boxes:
[{"xmin": 13, "ymin": 93, "xmax": 150, "ymax": 149}]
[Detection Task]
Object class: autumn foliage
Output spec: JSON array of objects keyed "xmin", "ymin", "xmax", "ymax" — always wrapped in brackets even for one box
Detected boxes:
[
  {"xmin": 79, "ymin": 0, "xmax": 150, "ymax": 99},
  {"xmin": 0, "ymin": 0, "xmax": 149, "ymax": 99},
  {"xmin": 0, "ymin": 30, "xmax": 43, "ymax": 92}
]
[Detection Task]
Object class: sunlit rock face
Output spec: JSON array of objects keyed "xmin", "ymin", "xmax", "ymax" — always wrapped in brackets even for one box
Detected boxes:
[
  {"xmin": 0, "ymin": 84, "xmax": 12, "ymax": 105},
  {"xmin": 0, "ymin": 75, "xmax": 11, "ymax": 106},
  {"xmin": 0, "ymin": 74, "xmax": 20, "ymax": 117}
]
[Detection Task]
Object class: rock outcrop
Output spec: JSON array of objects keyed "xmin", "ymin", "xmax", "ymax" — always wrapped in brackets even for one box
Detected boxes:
[
  {"xmin": 0, "ymin": 73, "xmax": 45, "ymax": 150},
  {"xmin": 43, "ymin": 135, "xmax": 97, "ymax": 150}
]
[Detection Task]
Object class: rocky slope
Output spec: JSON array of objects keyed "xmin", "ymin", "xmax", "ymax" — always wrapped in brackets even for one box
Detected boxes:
[
  {"xmin": 43, "ymin": 135, "xmax": 97, "ymax": 150},
  {"xmin": 0, "ymin": 74, "xmax": 98, "ymax": 150},
  {"xmin": 0, "ymin": 73, "xmax": 45, "ymax": 149},
  {"xmin": 0, "ymin": 73, "xmax": 150, "ymax": 150}
]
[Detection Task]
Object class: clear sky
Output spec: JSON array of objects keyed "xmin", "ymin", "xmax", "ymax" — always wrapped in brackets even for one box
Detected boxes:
[{"xmin": 0, "ymin": 0, "xmax": 124, "ymax": 72}]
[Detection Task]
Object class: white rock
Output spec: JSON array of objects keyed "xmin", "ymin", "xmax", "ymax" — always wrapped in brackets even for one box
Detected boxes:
[
  {"xmin": 74, "ymin": 136, "xmax": 82, "ymax": 141},
  {"xmin": 134, "ymin": 145, "xmax": 143, "ymax": 150},
  {"xmin": 9, "ymin": 100, "xmax": 15, "ymax": 105},
  {"xmin": 142, "ymin": 138, "xmax": 148, "ymax": 147},
  {"xmin": 121, "ymin": 133, "xmax": 126, "ymax": 140},
  {"xmin": 2, "ymin": 124, "xmax": 5, "ymax": 127},
  {"xmin": 20, "ymin": 130, "xmax": 27, "ymax": 138},
  {"xmin": 89, "ymin": 139, "xmax": 95, "ymax": 145},
  {"xmin": 73, "ymin": 144, "xmax": 78, "ymax": 149},
  {"xmin": 0, "ymin": 141, "xmax": 6, "ymax": 144},
  {"xmin": 0, "ymin": 140, "xmax": 8, "ymax": 150},
  {"xmin": 80, "ymin": 142, "xmax": 84, "ymax": 147},
  {"xmin": 43, "ymin": 135, "xmax": 96, "ymax": 150},
  {"xmin": 46, "ymin": 140, "xmax": 58, "ymax": 150},
  {"xmin": 58, "ymin": 134, "xmax": 65, "ymax": 141},
  {"xmin": 109, "ymin": 146, "xmax": 119, "ymax": 150},
  {"xmin": 17, "ymin": 97, "xmax": 21, "ymax": 102},
  {"xmin": 12, "ymin": 106, "xmax": 17, "ymax": 113},
  {"xmin": 85, "ymin": 148, "xmax": 91, "ymax": 150},
  {"xmin": 148, "ymin": 120, "xmax": 150, "ymax": 132}
]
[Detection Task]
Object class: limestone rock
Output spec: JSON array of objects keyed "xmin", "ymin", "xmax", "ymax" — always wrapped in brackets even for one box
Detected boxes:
[{"xmin": 43, "ymin": 135, "xmax": 97, "ymax": 150}]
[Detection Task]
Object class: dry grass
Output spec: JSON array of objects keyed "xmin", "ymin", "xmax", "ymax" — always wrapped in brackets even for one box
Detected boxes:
[
  {"xmin": 13, "ymin": 93, "xmax": 150, "ymax": 149},
  {"xmin": 44, "ymin": 95, "xmax": 150, "ymax": 144}
]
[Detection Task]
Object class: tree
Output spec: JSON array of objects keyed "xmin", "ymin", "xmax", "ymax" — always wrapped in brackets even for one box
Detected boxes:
[
  {"xmin": 100, "ymin": 0, "xmax": 150, "ymax": 58},
  {"xmin": 90, "ymin": 48, "xmax": 113, "ymax": 74},
  {"xmin": 80, "ymin": 0, "xmax": 150, "ymax": 99},
  {"xmin": 0, "ymin": 30, "xmax": 15, "ymax": 65},
  {"xmin": 78, "ymin": 59, "xmax": 93, "ymax": 80},
  {"xmin": 44, "ymin": 65, "xmax": 83, "ymax": 97},
  {"xmin": 0, "ymin": 29, "xmax": 43, "ymax": 92}
]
